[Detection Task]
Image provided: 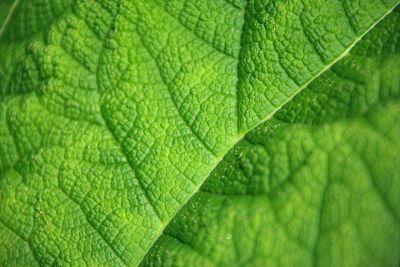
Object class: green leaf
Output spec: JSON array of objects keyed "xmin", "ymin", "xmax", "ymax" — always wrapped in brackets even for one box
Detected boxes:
[
  {"xmin": 143, "ymin": 8, "xmax": 400, "ymax": 266},
  {"xmin": 0, "ymin": 1, "xmax": 399, "ymax": 266}
]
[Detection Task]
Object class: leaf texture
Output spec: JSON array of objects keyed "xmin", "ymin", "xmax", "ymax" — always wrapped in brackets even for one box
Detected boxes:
[
  {"xmin": 143, "ymin": 8, "xmax": 400, "ymax": 266},
  {"xmin": 0, "ymin": 0, "xmax": 399, "ymax": 266}
]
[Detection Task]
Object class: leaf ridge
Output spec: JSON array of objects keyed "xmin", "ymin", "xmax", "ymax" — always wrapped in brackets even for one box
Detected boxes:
[
  {"xmin": 57, "ymin": 167, "xmax": 128, "ymax": 265},
  {"xmin": 92, "ymin": 2, "xmax": 164, "ymax": 223},
  {"xmin": 131, "ymin": 5, "xmax": 221, "ymax": 157},
  {"xmin": 0, "ymin": 218, "xmax": 41, "ymax": 266},
  {"xmin": 356, "ymin": 149, "xmax": 400, "ymax": 222},
  {"xmin": 163, "ymin": 232, "xmax": 217, "ymax": 265},
  {"xmin": 235, "ymin": 0, "xmax": 249, "ymax": 139},
  {"xmin": 152, "ymin": 1, "xmax": 236, "ymax": 58},
  {"xmin": 310, "ymin": 153, "xmax": 330, "ymax": 267}
]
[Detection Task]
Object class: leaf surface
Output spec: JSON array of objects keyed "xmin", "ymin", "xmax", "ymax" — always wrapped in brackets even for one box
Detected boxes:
[
  {"xmin": 143, "ymin": 8, "xmax": 400, "ymax": 266},
  {"xmin": 0, "ymin": 0, "xmax": 399, "ymax": 266}
]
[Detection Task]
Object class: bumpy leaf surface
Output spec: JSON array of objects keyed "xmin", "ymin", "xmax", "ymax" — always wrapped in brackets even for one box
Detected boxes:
[
  {"xmin": 144, "ymin": 8, "xmax": 400, "ymax": 266},
  {"xmin": 0, "ymin": 0, "xmax": 399, "ymax": 266}
]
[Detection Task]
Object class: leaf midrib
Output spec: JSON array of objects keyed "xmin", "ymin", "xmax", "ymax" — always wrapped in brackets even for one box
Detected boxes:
[
  {"xmin": 0, "ymin": 0, "xmax": 20, "ymax": 40},
  {"xmin": 138, "ymin": 2, "xmax": 400, "ymax": 265}
]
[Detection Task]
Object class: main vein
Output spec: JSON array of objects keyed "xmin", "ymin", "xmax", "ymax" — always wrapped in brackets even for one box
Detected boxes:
[{"xmin": 0, "ymin": 0, "xmax": 21, "ymax": 40}]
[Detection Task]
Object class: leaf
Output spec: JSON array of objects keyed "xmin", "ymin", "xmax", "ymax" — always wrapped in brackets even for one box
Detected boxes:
[
  {"xmin": 0, "ymin": 1, "xmax": 399, "ymax": 266},
  {"xmin": 143, "ymin": 8, "xmax": 400, "ymax": 266}
]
